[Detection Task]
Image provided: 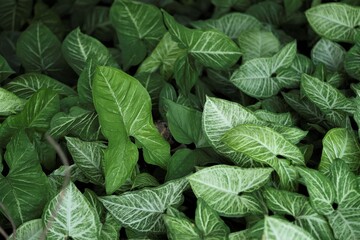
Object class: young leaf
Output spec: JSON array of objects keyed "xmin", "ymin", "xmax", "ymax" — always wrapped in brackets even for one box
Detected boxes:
[
  {"xmin": 222, "ymin": 124, "xmax": 304, "ymax": 166},
  {"xmin": 16, "ymin": 22, "xmax": 67, "ymax": 74},
  {"xmin": 66, "ymin": 137, "xmax": 105, "ymax": 185},
  {"xmin": 43, "ymin": 182, "xmax": 101, "ymax": 240},
  {"xmin": 0, "ymin": 88, "xmax": 25, "ymax": 116},
  {"xmin": 62, "ymin": 28, "xmax": 117, "ymax": 74},
  {"xmin": 100, "ymin": 178, "xmax": 188, "ymax": 233},
  {"xmin": 311, "ymin": 38, "xmax": 346, "ymax": 72},
  {"xmin": 320, "ymin": 128, "xmax": 360, "ymax": 175},
  {"xmin": 263, "ymin": 216, "xmax": 315, "ymax": 240},
  {"xmin": 188, "ymin": 165, "xmax": 272, "ymax": 216},
  {"xmin": 296, "ymin": 167, "xmax": 336, "ymax": 215},
  {"xmin": 5, "ymin": 73, "xmax": 76, "ymax": 99},
  {"xmin": 231, "ymin": 42, "xmax": 297, "ymax": 98},
  {"xmin": 301, "ymin": 74, "xmax": 356, "ymax": 114},
  {"xmin": 163, "ymin": 11, "xmax": 241, "ymax": 70},
  {"xmin": 92, "ymin": 66, "xmax": 170, "ymax": 193},
  {"xmin": 191, "ymin": 12, "xmax": 262, "ymax": 39},
  {"xmin": 163, "ymin": 215, "xmax": 201, "ymax": 240},
  {"xmin": 8, "ymin": 219, "xmax": 43, "ymax": 240},
  {"xmin": 110, "ymin": 0, "xmax": 166, "ymax": 68},
  {"xmin": 195, "ymin": 198, "xmax": 230, "ymax": 239},
  {"xmin": 306, "ymin": 3, "xmax": 360, "ymax": 43}
]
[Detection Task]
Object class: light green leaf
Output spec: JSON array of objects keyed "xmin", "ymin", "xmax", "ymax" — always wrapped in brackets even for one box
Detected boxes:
[
  {"xmin": 188, "ymin": 165, "xmax": 272, "ymax": 216},
  {"xmin": 100, "ymin": 178, "xmax": 188, "ymax": 233},
  {"xmin": 301, "ymin": 74, "xmax": 356, "ymax": 114},
  {"xmin": 62, "ymin": 28, "xmax": 117, "ymax": 74},
  {"xmin": 311, "ymin": 38, "xmax": 346, "ymax": 72},
  {"xmin": 0, "ymin": 131, "xmax": 49, "ymax": 226},
  {"xmin": 110, "ymin": 0, "xmax": 166, "ymax": 68},
  {"xmin": 0, "ymin": 54, "xmax": 15, "ymax": 82},
  {"xmin": 305, "ymin": 3, "xmax": 360, "ymax": 43},
  {"xmin": 328, "ymin": 208, "xmax": 360, "ymax": 240},
  {"xmin": 163, "ymin": 11, "xmax": 241, "ymax": 70},
  {"xmin": 66, "ymin": 137, "xmax": 105, "ymax": 185},
  {"xmin": 16, "ymin": 22, "xmax": 67, "ymax": 74},
  {"xmin": 264, "ymin": 188, "xmax": 334, "ymax": 240},
  {"xmin": 0, "ymin": 0, "xmax": 32, "ymax": 30},
  {"xmin": 237, "ymin": 31, "xmax": 280, "ymax": 62},
  {"xmin": 202, "ymin": 97, "xmax": 262, "ymax": 166},
  {"xmin": 164, "ymin": 215, "xmax": 201, "ymax": 240},
  {"xmin": 166, "ymin": 100, "xmax": 207, "ymax": 147},
  {"xmin": 263, "ymin": 216, "xmax": 315, "ymax": 240},
  {"xmin": 222, "ymin": 124, "xmax": 304, "ymax": 166},
  {"xmin": 8, "ymin": 219, "xmax": 43, "ymax": 240},
  {"xmin": 195, "ymin": 198, "xmax": 230, "ymax": 239},
  {"xmin": 132, "ymin": 173, "xmax": 160, "ymax": 189},
  {"xmin": 137, "ymin": 32, "xmax": 185, "ymax": 80},
  {"xmin": 297, "ymin": 167, "xmax": 336, "ymax": 215},
  {"xmin": 5, "ymin": 73, "xmax": 76, "ymax": 99},
  {"xmin": 254, "ymin": 110, "xmax": 294, "ymax": 126},
  {"xmin": 43, "ymin": 182, "xmax": 101, "ymax": 240},
  {"xmin": 320, "ymin": 128, "xmax": 360, "ymax": 175},
  {"xmin": 191, "ymin": 13, "xmax": 262, "ymax": 39},
  {"xmin": 0, "ymin": 88, "xmax": 25, "ymax": 116},
  {"xmin": 49, "ymin": 106, "xmax": 101, "ymax": 141},
  {"xmin": 93, "ymin": 66, "xmax": 170, "ymax": 193},
  {"xmin": 231, "ymin": 41, "xmax": 297, "ymax": 98},
  {"xmin": 0, "ymin": 89, "xmax": 59, "ymax": 145}
]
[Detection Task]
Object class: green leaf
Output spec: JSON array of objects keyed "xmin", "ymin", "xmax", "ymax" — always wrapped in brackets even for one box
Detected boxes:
[
  {"xmin": 254, "ymin": 110, "xmax": 294, "ymax": 126},
  {"xmin": 166, "ymin": 100, "xmax": 207, "ymax": 147},
  {"xmin": 195, "ymin": 198, "xmax": 230, "ymax": 239},
  {"xmin": 8, "ymin": 219, "xmax": 43, "ymax": 240},
  {"xmin": 82, "ymin": 6, "xmax": 113, "ymax": 42},
  {"xmin": 110, "ymin": 0, "xmax": 166, "ymax": 68},
  {"xmin": 49, "ymin": 106, "xmax": 101, "ymax": 141},
  {"xmin": 306, "ymin": 3, "xmax": 360, "ymax": 43},
  {"xmin": 0, "ymin": 131, "xmax": 49, "ymax": 226},
  {"xmin": 100, "ymin": 178, "xmax": 188, "ymax": 233},
  {"xmin": 43, "ymin": 182, "xmax": 101, "ymax": 240},
  {"xmin": 66, "ymin": 137, "xmax": 105, "ymax": 185},
  {"xmin": 0, "ymin": 89, "xmax": 59, "ymax": 145},
  {"xmin": 191, "ymin": 13, "xmax": 262, "ymax": 39},
  {"xmin": 0, "ymin": 0, "xmax": 33, "ymax": 30},
  {"xmin": 163, "ymin": 11, "xmax": 241, "ymax": 70},
  {"xmin": 0, "ymin": 88, "xmax": 25, "ymax": 116},
  {"xmin": 320, "ymin": 128, "xmax": 360, "ymax": 175},
  {"xmin": 132, "ymin": 173, "xmax": 159, "ymax": 190},
  {"xmin": 231, "ymin": 41, "xmax": 297, "ymax": 98},
  {"xmin": 222, "ymin": 124, "xmax": 304, "ymax": 166},
  {"xmin": 344, "ymin": 42, "xmax": 360, "ymax": 81},
  {"xmin": 188, "ymin": 165, "xmax": 272, "ymax": 216},
  {"xmin": 202, "ymin": 97, "xmax": 262, "ymax": 166},
  {"xmin": 297, "ymin": 167, "xmax": 336, "ymax": 215},
  {"xmin": 165, "ymin": 149, "xmax": 197, "ymax": 181},
  {"xmin": 92, "ymin": 66, "xmax": 170, "ymax": 193},
  {"xmin": 136, "ymin": 72, "xmax": 165, "ymax": 108},
  {"xmin": 136, "ymin": 32, "xmax": 185, "ymax": 80},
  {"xmin": 62, "ymin": 28, "xmax": 117, "ymax": 74},
  {"xmin": 164, "ymin": 215, "xmax": 201, "ymax": 240},
  {"xmin": 246, "ymin": 1, "xmax": 283, "ymax": 26},
  {"xmin": 311, "ymin": 38, "xmax": 346, "ymax": 72},
  {"xmin": 237, "ymin": 31, "xmax": 280, "ymax": 62},
  {"xmin": 0, "ymin": 54, "xmax": 15, "ymax": 82},
  {"xmin": 16, "ymin": 22, "xmax": 67, "ymax": 74},
  {"xmin": 174, "ymin": 53, "xmax": 200, "ymax": 94},
  {"xmin": 5, "ymin": 73, "xmax": 76, "ymax": 99},
  {"xmin": 264, "ymin": 188, "xmax": 334, "ymax": 240},
  {"xmin": 301, "ymin": 74, "xmax": 356, "ymax": 114},
  {"xmin": 263, "ymin": 216, "xmax": 315, "ymax": 240}
]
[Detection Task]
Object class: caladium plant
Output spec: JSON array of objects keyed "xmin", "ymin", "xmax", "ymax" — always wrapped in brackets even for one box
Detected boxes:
[{"xmin": 0, "ymin": 0, "xmax": 360, "ymax": 239}]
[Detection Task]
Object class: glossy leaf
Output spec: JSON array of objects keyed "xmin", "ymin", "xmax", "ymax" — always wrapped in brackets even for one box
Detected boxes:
[
  {"xmin": 0, "ymin": 88, "xmax": 25, "ymax": 116},
  {"xmin": 188, "ymin": 165, "xmax": 272, "ymax": 216}
]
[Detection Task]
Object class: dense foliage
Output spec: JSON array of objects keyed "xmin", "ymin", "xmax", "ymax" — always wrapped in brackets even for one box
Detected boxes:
[{"xmin": 0, "ymin": 0, "xmax": 360, "ymax": 239}]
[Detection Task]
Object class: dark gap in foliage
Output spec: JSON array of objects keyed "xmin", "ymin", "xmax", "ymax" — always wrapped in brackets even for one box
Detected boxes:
[
  {"xmin": 349, "ymin": 116, "xmax": 358, "ymax": 132},
  {"xmin": 332, "ymin": 202, "xmax": 339, "ymax": 210},
  {"xmin": 1, "ymin": 159, "xmax": 10, "ymax": 176},
  {"xmin": 298, "ymin": 183, "xmax": 309, "ymax": 197},
  {"xmin": 275, "ymin": 154, "xmax": 286, "ymax": 160},
  {"xmin": 187, "ymin": 143, "xmax": 196, "ymax": 150},
  {"xmin": 284, "ymin": 214, "xmax": 296, "ymax": 222},
  {"xmin": 222, "ymin": 216, "xmax": 247, "ymax": 232},
  {"xmin": 268, "ymin": 210, "xmax": 275, "ymax": 216}
]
